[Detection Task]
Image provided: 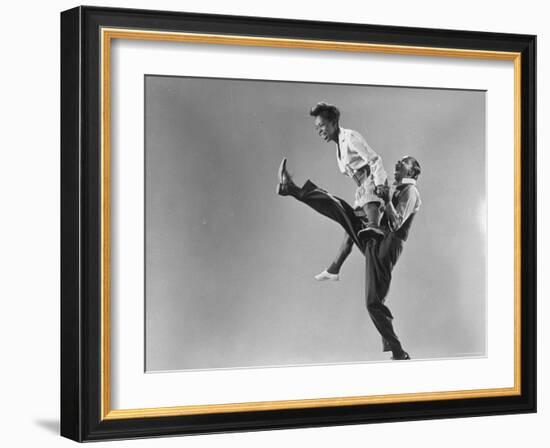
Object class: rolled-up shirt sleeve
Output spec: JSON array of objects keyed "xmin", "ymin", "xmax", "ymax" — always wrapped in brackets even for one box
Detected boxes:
[{"xmin": 348, "ymin": 132, "xmax": 387, "ymax": 186}]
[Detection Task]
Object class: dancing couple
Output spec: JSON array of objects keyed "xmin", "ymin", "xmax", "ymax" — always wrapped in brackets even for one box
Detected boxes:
[{"xmin": 277, "ymin": 102, "xmax": 421, "ymax": 360}]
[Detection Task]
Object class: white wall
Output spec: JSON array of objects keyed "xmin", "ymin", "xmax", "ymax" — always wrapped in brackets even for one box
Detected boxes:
[{"xmin": 1, "ymin": 0, "xmax": 545, "ymax": 446}]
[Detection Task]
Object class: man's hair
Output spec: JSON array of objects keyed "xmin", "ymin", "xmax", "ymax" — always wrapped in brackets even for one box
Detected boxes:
[
  {"xmin": 309, "ymin": 102, "xmax": 341, "ymax": 123},
  {"xmin": 404, "ymin": 156, "xmax": 421, "ymax": 179}
]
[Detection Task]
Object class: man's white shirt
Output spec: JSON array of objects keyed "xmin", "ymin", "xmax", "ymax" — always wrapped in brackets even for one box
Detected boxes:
[{"xmin": 388, "ymin": 178, "xmax": 422, "ymax": 231}]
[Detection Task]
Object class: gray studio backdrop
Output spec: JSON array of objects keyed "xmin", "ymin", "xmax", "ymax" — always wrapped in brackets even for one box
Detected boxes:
[{"xmin": 145, "ymin": 75, "xmax": 486, "ymax": 372}]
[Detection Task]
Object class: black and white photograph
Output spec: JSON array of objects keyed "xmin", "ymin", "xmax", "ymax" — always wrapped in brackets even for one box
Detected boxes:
[
  {"xmin": 3, "ymin": 0, "xmax": 534, "ymax": 445},
  {"xmin": 144, "ymin": 75, "xmax": 486, "ymax": 372}
]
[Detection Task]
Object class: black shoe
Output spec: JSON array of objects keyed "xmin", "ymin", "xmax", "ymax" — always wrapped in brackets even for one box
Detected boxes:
[
  {"xmin": 278, "ymin": 158, "xmax": 289, "ymax": 183},
  {"xmin": 358, "ymin": 225, "xmax": 385, "ymax": 241},
  {"xmin": 391, "ymin": 351, "xmax": 411, "ymax": 361},
  {"xmin": 276, "ymin": 158, "xmax": 297, "ymax": 196},
  {"xmin": 277, "ymin": 182, "xmax": 295, "ymax": 196}
]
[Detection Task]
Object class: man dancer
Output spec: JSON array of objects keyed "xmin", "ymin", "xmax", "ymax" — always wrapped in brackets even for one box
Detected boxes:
[
  {"xmin": 276, "ymin": 156, "xmax": 421, "ymax": 360},
  {"xmin": 309, "ymin": 102, "xmax": 388, "ymax": 282}
]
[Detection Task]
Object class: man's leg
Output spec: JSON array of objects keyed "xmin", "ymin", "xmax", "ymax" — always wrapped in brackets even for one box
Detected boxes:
[
  {"xmin": 278, "ymin": 166, "xmax": 366, "ymax": 253},
  {"xmin": 364, "ymin": 234, "xmax": 409, "ymax": 359}
]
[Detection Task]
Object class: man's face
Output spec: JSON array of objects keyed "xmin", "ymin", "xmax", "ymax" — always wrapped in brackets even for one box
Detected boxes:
[
  {"xmin": 314, "ymin": 115, "xmax": 338, "ymax": 142},
  {"xmin": 394, "ymin": 157, "xmax": 413, "ymax": 182}
]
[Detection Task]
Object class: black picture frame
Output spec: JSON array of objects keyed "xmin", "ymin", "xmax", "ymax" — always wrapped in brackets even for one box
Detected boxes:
[{"xmin": 61, "ymin": 5, "xmax": 536, "ymax": 442}]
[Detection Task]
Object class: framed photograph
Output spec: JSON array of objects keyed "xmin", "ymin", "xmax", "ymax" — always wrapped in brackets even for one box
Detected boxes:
[{"xmin": 60, "ymin": 6, "xmax": 536, "ymax": 442}]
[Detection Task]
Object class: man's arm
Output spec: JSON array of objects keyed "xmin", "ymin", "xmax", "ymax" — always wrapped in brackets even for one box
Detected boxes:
[
  {"xmin": 348, "ymin": 132, "xmax": 387, "ymax": 186},
  {"xmin": 385, "ymin": 186, "xmax": 421, "ymax": 232}
]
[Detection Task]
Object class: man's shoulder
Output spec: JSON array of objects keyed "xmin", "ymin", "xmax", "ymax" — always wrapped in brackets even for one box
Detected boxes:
[{"xmin": 400, "ymin": 183, "xmax": 421, "ymax": 201}]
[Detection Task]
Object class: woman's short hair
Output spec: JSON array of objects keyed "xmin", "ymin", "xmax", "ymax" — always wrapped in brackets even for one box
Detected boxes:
[{"xmin": 309, "ymin": 102, "xmax": 341, "ymax": 123}]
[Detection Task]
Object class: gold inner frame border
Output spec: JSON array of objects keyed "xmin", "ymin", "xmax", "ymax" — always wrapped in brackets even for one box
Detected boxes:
[{"xmin": 99, "ymin": 27, "xmax": 522, "ymax": 421}]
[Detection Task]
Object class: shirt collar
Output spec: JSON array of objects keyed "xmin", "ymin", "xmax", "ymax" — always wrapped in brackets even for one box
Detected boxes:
[
  {"xmin": 337, "ymin": 126, "xmax": 347, "ymax": 146},
  {"xmin": 400, "ymin": 178, "xmax": 416, "ymax": 185}
]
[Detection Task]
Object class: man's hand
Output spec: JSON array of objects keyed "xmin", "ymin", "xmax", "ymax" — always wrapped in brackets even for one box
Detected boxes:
[{"xmin": 375, "ymin": 184, "xmax": 390, "ymax": 203}]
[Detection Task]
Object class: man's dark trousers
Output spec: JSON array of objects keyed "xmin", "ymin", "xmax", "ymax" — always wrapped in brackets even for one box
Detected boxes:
[{"xmin": 288, "ymin": 179, "xmax": 405, "ymax": 354}]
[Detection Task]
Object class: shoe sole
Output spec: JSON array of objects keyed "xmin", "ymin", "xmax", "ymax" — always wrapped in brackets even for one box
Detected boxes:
[
  {"xmin": 391, "ymin": 353, "xmax": 411, "ymax": 360},
  {"xmin": 278, "ymin": 158, "xmax": 287, "ymax": 183}
]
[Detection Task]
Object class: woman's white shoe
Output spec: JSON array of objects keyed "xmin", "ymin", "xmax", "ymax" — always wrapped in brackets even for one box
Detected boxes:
[{"xmin": 314, "ymin": 270, "xmax": 340, "ymax": 281}]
